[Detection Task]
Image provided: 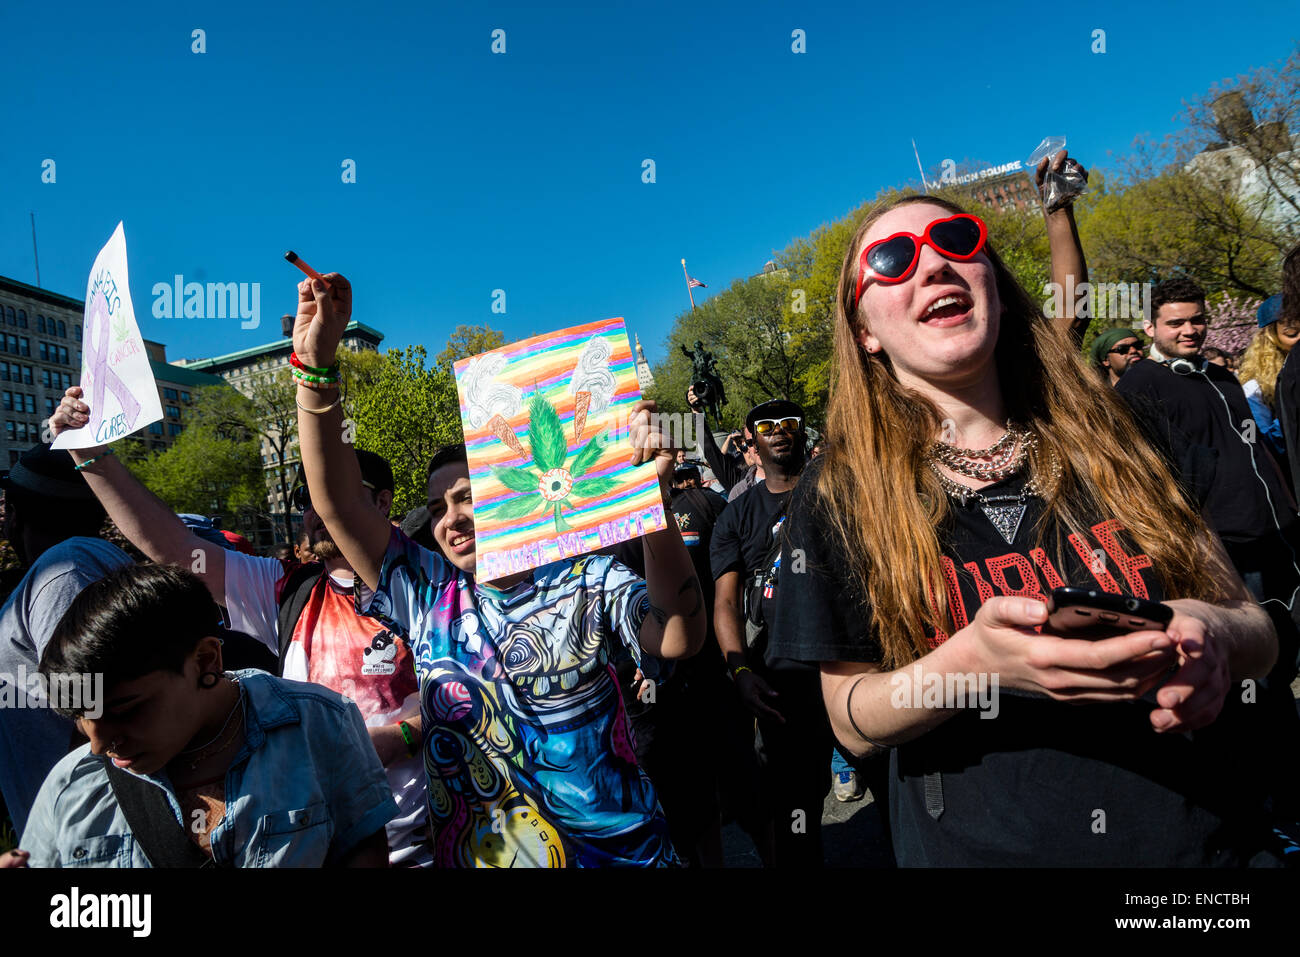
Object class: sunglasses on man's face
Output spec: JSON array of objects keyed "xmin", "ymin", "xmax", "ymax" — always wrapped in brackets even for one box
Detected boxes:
[
  {"xmin": 855, "ymin": 213, "xmax": 988, "ymax": 306},
  {"xmin": 753, "ymin": 417, "xmax": 802, "ymax": 436},
  {"xmin": 1108, "ymin": 342, "xmax": 1143, "ymax": 355},
  {"xmin": 292, "ymin": 480, "xmax": 376, "ymax": 513}
]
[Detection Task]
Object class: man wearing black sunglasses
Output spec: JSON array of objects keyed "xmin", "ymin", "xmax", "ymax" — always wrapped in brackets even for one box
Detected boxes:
[
  {"xmin": 1089, "ymin": 327, "xmax": 1145, "ymax": 387},
  {"xmin": 709, "ymin": 398, "xmax": 835, "ymax": 867}
]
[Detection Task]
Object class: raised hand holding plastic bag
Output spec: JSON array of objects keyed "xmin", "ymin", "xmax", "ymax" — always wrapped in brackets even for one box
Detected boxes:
[{"xmin": 1027, "ymin": 136, "xmax": 1089, "ymax": 212}]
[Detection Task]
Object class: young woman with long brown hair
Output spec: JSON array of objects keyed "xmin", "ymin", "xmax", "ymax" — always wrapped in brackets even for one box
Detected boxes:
[{"xmin": 768, "ymin": 195, "xmax": 1281, "ymax": 866}]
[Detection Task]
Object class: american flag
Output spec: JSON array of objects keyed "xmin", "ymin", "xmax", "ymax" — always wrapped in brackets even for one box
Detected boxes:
[{"xmin": 687, "ymin": 275, "xmax": 707, "ymax": 289}]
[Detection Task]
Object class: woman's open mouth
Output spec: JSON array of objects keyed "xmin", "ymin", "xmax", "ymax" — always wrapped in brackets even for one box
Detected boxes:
[
  {"xmin": 919, "ymin": 294, "xmax": 973, "ymax": 327},
  {"xmin": 448, "ymin": 530, "xmax": 476, "ymax": 555}
]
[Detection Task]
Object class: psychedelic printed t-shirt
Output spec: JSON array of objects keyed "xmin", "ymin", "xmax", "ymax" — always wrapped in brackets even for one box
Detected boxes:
[{"xmin": 359, "ymin": 526, "xmax": 676, "ymax": 867}]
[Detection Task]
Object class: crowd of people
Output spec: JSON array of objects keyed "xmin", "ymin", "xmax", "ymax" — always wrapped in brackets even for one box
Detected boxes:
[{"xmin": 1, "ymin": 150, "xmax": 1299, "ymax": 868}]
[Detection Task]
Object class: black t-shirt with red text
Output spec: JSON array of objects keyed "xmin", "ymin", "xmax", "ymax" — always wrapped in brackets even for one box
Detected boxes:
[{"xmin": 769, "ymin": 458, "xmax": 1274, "ymax": 866}]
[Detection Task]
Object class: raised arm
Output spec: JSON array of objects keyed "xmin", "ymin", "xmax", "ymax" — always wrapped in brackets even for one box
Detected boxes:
[
  {"xmin": 48, "ymin": 387, "xmax": 229, "ymax": 599},
  {"xmin": 1038, "ymin": 149, "xmax": 1090, "ymax": 344},
  {"xmin": 629, "ymin": 400, "xmax": 706, "ymax": 660},
  {"xmin": 292, "ymin": 274, "xmax": 390, "ymax": 590}
]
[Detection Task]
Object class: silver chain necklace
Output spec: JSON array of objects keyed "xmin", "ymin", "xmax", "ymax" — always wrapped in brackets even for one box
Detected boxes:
[{"xmin": 927, "ymin": 434, "xmax": 1061, "ymax": 544}]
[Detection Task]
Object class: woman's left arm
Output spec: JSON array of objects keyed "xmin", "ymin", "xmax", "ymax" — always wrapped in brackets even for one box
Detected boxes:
[{"xmin": 1039, "ymin": 149, "xmax": 1089, "ymax": 345}]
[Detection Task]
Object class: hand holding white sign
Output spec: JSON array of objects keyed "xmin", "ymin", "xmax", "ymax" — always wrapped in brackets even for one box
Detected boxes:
[{"xmin": 51, "ymin": 223, "xmax": 162, "ymax": 450}]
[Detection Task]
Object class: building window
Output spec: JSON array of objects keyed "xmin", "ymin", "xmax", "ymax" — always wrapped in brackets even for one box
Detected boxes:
[
  {"xmin": 7, "ymin": 450, "xmax": 18, "ymax": 465},
  {"xmin": 36, "ymin": 316, "xmax": 45, "ymax": 334},
  {"xmin": 61, "ymin": 373, "xmax": 71, "ymax": 389},
  {"xmin": 0, "ymin": 367, "xmax": 7, "ymax": 383},
  {"xmin": 75, "ymin": 324, "xmax": 82, "ymax": 342},
  {"xmin": 24, "ymin": 395, "xmax": 34, "ymax": 414},
  {"xmin": 45, "ymin": 397, "xmax": 56, "ymax": 416},
  {"xmin": 38, "ymin": 343, "xmax": 48, "ymax": 362},
  {"xmin": 148, "ymin": 422, "xmax": 163, "ymax": 436},
  {"xmin": 56, "ymin": 320, "xmax": 66, "ymax": 338},
  {"xmin": 59, "ymin": 347, "xmax": 68, "ymax": 365},
  {"xmin": 18, "ymin": 338, "xmax": 29, "ymax": 357},
  {"xmin": 163, "ymin": 388, "xmax": 178, "ymax": 400},
  {"xmin": 168, "ymin": 423, "xmax": 183, "ymax": 437},
  {"xmin": 40, "ymin": 370, "xmax": 50, "ymax": 388},
  {"xmin": 4, "ymin": 421, "xmax": 13, "ymax": 441},
  {"xmin": 181, "ymin": 391, "xmax": 191, "ymax": 403},
  {"xmin": 16, "ymin": 311, "xmax": 26, "ymax": 329},
  {"xmin": 3, "ymin": 307, "xmax": 12, "ymax": 325},
  {"xmin": 2, "ymin": 393, "xmax": 11, "ymax": 412},
  {"xmin": 166, "ymin": 405, "xmax": 180, "ymax": 419}
]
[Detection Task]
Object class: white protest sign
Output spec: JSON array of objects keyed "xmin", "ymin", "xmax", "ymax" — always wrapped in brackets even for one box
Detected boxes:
[{"xmin": 52, "ymin": 222, "xmax": 163, "ymax": 450}]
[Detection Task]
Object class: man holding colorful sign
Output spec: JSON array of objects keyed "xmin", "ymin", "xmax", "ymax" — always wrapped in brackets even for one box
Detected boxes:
[{"xmin": 293, "ymin": 272, "xmax": 706, "ymax": 866}]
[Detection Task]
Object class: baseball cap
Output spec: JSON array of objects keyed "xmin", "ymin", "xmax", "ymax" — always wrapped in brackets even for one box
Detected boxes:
[{"xmin": 1258, "ymin": 294, "xmax": 1283, "ymax": 328}]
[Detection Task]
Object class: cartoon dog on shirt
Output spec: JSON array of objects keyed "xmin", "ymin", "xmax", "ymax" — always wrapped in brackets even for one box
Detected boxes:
[{"xmin": 361, "ymin": 630, "xmax": 399, "ymax": 675}]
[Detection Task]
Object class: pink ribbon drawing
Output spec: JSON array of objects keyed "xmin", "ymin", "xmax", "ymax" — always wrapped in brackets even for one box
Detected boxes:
[{"xmin": 84, "ymin": 291, "xmax": 141, "ymax": 432}]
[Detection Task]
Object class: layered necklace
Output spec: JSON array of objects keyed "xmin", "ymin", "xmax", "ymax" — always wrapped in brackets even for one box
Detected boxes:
[
  {"xmin": 927, "ymin": 421, "xmax": 1059, "ymax": 544},
  {"xmin": 176, "ymin": 678, "xmax": 246, "ymax": 772}
]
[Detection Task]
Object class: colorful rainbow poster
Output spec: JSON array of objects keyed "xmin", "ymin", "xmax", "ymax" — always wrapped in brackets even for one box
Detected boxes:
[{"xmin": 453, "ymin": 317, "xmax": 668, "ymax": 582}]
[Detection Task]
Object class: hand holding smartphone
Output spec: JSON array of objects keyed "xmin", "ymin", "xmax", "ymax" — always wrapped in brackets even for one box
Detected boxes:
[
  {"xmin": 1046, "ymin": 587, "xmax": 1176, "ymax": 705},
  {"xmin": 1046, "ymin": 587, "xmax": 1172, "ymax": 638}
]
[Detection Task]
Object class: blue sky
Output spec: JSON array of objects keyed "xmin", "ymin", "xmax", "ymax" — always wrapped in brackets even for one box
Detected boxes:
[{"xmin": 1, "ymin": 1, "xmax": 1295, "ymax": 368}]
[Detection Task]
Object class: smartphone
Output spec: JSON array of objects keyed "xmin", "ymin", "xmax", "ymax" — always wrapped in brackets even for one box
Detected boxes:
[{"xmin": 1047, "ymin": 587, "xmax": 1172, "ymax": 638}]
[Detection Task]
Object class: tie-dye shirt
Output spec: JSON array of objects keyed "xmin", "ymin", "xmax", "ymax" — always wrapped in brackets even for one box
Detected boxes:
[{"xmin": 359, "ymin": 527, "xmax": 676, "ymax": 867}]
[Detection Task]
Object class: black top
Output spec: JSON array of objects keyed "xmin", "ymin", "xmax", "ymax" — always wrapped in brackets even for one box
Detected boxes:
[
  {"xmin": 1116, "ymin": 357, "xmax": 1296, "ymax": 543},
  {"xmin": 670, "ymin": 486, "xmax": 730, "ymax": 682},
  {"xmin": 769, "ymin": 457, "xmax": 1272, "ymax": 866},
  {"xmin": 699, "ymin": 425, "xmax": 747, "ymax": 494},
  {"xmin": 710, "ymin": 483, "xmax": 791, "ymax": 583},
  {"xmin": 710, "ymin": 482, "xmax": 798, "ymax": 669},
  {"xmin": 1276, "ymin": 348, "xmax": 1300, "ymax": 493}
]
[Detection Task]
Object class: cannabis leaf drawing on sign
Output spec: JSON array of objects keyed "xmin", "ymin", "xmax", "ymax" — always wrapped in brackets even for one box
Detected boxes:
[{"xmin": 485, "ymin": 392, "xmax": 618, "ymax": 533}]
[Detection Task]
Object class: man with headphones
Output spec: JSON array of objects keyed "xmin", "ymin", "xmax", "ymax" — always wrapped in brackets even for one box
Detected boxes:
[
  {"xmin": 1117, "ymin": 278, "xmax": 1299, "ymax": 608},
  {"xmin": 1116, "ymin": 277, "xmax": 1300, "ymax": 826}
]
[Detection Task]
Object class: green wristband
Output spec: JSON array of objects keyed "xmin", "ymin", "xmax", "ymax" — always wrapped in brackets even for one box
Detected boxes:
[{"xmin": 398, "ymin": 720, "xmax": 418, "ymax": 756}]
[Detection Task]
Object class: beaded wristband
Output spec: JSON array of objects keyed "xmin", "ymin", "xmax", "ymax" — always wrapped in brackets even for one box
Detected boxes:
[
  {"xmin": 74, "ymin": 448, "xmax": 115, "ymax": 472},
  {"xmin": 290, "ymin": 352, "xmax": 338, "ymax": 377},
  {"xmin": 294, "ymin": 377, "xmax": 340, "ymax": 393},
  {"xmin": 291, "ymin": 367, "xmax": 340, "ymax": 386}
]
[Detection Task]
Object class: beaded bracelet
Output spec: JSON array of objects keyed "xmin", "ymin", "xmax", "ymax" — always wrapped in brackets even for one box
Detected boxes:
[
  {"xmin": 74, "ymin": 448, "xmax": 115, "ymax": 472},
  {"xmin": 291, "ymin": 367, "xmax": 340, "ymax": 386},
  {"xmin": 290, "ymin": 352, "xmax": 338, "ymax": 377}
]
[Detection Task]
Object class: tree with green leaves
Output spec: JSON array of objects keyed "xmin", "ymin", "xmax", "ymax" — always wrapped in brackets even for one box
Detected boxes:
[
  {"xmin": 340, "ymin": 345, "xmax": 463, "ymax": 517},
  {"xmin": 121, "ymin": 414, "xmax": 264, "ymax": 535}
]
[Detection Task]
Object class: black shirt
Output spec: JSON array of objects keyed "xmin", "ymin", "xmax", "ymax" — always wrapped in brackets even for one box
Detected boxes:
[
  {"xmin": 1116, "ymin": 357, "xmax": 1296, "ymax": 543},
  {"xmin": 1276, "ymin": 348, "xmax": 1300, "ymax": 493},
  {"xmin": 710, "ymin": 482, "xmax": 799, "ymax": 669},
  {"xmin": 769, "ymin": 458, "xmax": 1272, "ymax": 866}
]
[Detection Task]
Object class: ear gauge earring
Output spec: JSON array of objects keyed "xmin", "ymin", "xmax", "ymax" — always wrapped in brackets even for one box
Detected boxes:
[{"xmin": 198, "ymin": 672, "xmax": 220, "ymax": 689}]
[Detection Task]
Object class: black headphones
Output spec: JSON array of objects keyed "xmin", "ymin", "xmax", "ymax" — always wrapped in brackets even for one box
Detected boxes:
[{"xmin": 1163, "ymin": 356, "xmax": 1205, "ymax": 376}]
